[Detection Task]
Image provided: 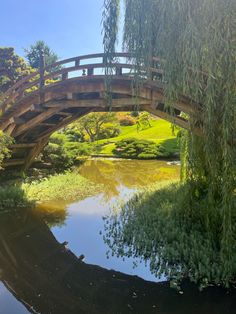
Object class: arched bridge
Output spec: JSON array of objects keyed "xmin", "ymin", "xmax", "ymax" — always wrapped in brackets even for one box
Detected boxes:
[{"xmin": 0, "ymin": 53, "xmax": 200, "ymax": 169}]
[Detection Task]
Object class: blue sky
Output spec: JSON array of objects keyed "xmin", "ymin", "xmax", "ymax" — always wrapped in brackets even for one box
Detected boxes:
[{"xmin": 0, "ymin": 0, "xmax": 121, "ymax": 60}]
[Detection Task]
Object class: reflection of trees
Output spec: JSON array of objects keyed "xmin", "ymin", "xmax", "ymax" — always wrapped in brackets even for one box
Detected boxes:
[
  {"xmin": 104, "ymin": 183, "xmax": 236, "ymax": 290},
  {"xmin": 0, "ymin": 209, "xmax": 234, "ymax": 314},
  {"xmin": 35, "ymin": 201, "xmax": 68, "ymax": 227},
  {"xmin": 78, "ymin": 159, "xmax": 179, "ymax": 200}
]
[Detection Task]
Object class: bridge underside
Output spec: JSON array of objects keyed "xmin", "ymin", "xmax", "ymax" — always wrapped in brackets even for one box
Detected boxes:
[{"xmin": 0, "ymin": 76, "xmax": 198, "ymax": 169}]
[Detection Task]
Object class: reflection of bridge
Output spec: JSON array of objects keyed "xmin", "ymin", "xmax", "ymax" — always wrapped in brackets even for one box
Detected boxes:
[
  {"xmin": 0, "ymin": 210, "xmax": 234, "ymax": 314},
  {"xmin": 0, "ymin": 53, "xmax": 200, "ymax": 169}
]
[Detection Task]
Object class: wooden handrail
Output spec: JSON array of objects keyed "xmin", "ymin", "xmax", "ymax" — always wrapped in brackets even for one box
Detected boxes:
[{"xmin": 0, "ymin": 52, "xmax": 163, "ymax": 113}]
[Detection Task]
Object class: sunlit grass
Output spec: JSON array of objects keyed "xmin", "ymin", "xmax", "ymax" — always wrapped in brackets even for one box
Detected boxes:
[{"xmin": 96, "ymin": 119, "xmax": 179, "ymax": 156}]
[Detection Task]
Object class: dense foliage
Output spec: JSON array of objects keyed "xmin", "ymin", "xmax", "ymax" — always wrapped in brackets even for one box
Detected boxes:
[
  {"xmin": 0, "ymin": 47, "xmax": 32, "ymax": 94},
  {"xmin": 113, "ymin": 138, "xmax": 171, "ymax": 159},
  {"xmin": 0, "ymin": 131, "xmax": 13, "ymax": 169},
  {"xmin": 75, "ymin": 112, "xmax": 120, "ymax": 142},
  {"xmin": 0, "ymin": 185, "xmax": 32, "ymax": 212},
  {"xmin": 103, "ymin": 182, "xmax": 236, "ymax": 289},
  {"xmin": 103, "ymin": 0, "xmax": 236, "ymax": 287}
]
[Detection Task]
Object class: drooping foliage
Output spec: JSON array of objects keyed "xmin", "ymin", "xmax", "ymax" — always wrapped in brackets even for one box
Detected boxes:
[{"xmin": 103, "ymin": 0, "xmax": 236, "ymax": 285}]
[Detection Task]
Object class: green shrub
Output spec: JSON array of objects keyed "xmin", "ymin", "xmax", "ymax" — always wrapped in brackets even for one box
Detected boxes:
[
  {"xmin": 0, "ymin": 185, "xmax": 32, "ymax": 212},
  {"xmin": 63, "ymin": 127, "xmax": 84, "ymax": 142},
  {"xmin": 113, "ymin": 138, "xmax": 171, "ymax": 159},
  {"xmin": 64, "ymin": 142, "xmax": 94, "ymax": 157},
  {"xmin": 119, "ymin": 116, "xmax": 136, "ymax": 126},
  {"xmin": 97, "ymin": 123, "xmax": 121, "ymax": 140},
  {"xmin": 42, "ymin": 134, "xmax": 74, "ymax": 170}
]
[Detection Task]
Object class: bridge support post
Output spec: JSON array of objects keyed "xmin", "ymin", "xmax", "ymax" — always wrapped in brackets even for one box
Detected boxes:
[
  {"xmin": 39, "ymin": 51, "xmax": 45, "ymax": 103},
  {"xmin": 23, "ymin": 137, "xmax": 49, "ymax": 170}
]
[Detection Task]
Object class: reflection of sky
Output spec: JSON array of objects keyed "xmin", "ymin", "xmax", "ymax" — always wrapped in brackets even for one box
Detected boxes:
[
  {"xmin": 0, "ymin": 282, "xmax": 28, "ymax": 314},
  {"xmin": 52, "ymin": 185, "xmax": 165, "ymax": 283}
]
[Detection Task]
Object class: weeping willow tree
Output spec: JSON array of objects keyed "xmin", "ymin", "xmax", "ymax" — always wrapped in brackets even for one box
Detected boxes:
[{"xmin": 102, "ymin": 0, "xmax": 236, "ymax": 286}]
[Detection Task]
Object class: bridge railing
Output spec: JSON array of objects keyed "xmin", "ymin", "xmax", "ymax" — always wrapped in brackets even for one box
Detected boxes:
[{"xmin": 0, "ymin": 53, "xmax": 163, "ymax": 114}]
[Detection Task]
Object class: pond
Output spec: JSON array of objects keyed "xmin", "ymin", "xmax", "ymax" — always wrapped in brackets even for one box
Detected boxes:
[{"xmin": 0, "ymin": 159, "xmax": 235, "ymax": 314}]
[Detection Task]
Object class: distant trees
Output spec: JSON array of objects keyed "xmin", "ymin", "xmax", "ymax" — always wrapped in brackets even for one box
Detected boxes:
[
  {"xmin": 75, "ymin": 112, "xmax": 120, "ymax": 142},
  {"xmin": 0, "ymin": 47, "xmax": 31, "ymax": 94},
  {"xmin": 24, "ymin": 40, "xmax": 59, "ymax": 69}
]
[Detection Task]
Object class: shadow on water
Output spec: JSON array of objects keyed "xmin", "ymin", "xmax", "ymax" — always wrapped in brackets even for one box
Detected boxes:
[{"xmin": 0, "ymin": 209, "xmax": 235, "ymax": 313}]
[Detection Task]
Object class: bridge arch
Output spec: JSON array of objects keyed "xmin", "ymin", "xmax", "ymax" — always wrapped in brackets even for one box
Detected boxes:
[{"xmin": 0, "ymin": 53, "xmax": 200, "ymax": 169}]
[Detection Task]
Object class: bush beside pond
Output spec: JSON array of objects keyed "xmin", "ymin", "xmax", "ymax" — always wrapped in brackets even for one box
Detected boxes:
[
  {"xmin": 0, "ymin": 185, "xmax": 32, "ymax": 212},
  {"xmin": 113, "ymin": 138, "xmax": 173, "ymax": 159}
]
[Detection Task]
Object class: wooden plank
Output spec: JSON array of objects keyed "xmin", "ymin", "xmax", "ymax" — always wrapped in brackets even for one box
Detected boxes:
[
  {"xmin": 3, "ymin": 159, "xmax": 25, "ymax": 167},
  {"xmin": 38, "ymin": 109, "xmax": 92, "ymax": 141},
  {"xmin": 13, "ymin": 107, "xmax": 64, "ymax": 137},
  {"xmin": 5, "ymin": 123, "xmax": 16, "ymax": 136},
  {"xmin": 57, "ymin": 112, "xmax": 71, "ymax": 117},
  {"xmin": 23, "ymin": 137, "xmax": 49, "ymax": 170},
  {"xmin": 9, "ymin": 117, "xmax": 25, "ymax": 125},
  {"xmin": 44, "ymin": 98, "xmax": 151, "ymax": 109},
  {"xmin": 30, "ymin": 104, "xmax": 44, "ymax": 112},
  {"xmin": 10, "ymin": 143, "xmax": 36, "ymax": 149}
]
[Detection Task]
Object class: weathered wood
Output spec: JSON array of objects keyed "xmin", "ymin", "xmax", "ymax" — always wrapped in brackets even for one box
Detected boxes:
[
  {"xmin": 43, "ymin": 98, "xmax": 151, "ymax": 108},
  {"xmin": 13, "ymin": 107, "xmax": 64, "ymax": 137},
  {"xmin": 3, "ymin": 159, "xmax": 25, "ymax": 167},
  {"xmin": 9, "ymin": 117, "xmax": 25, "ymax": 125},
  {"xmin": 23, "ymin": 137, "xmax": 49, "ymax": 170},
  {"xmin": 30, "ymin": 104, "xmax": 44, "ymax": 112},
  {"xmin": 37, "ymin": 109, "xmax": 92, "ymax": 141},
  {"xmin": 5, "ymin": 123, "xmax": 16, "ymax": 136},
  {"xmin": 10, "ymin": 143, "xmax": 36, "ymax": 149},
  {"xmin": 57, "ymin": 111, "xmax": 72, "ymax": 117}
]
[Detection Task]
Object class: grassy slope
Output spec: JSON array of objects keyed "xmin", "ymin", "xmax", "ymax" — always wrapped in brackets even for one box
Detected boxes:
[{"xmin": 96, "ymin": 119, "xmax": 179, "ymax": 156}]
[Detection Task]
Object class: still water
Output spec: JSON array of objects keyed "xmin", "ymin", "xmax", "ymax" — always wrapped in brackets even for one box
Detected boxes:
[{"xmin": 0, "ymin": 159, "xmax": 235, "ymax": 313}]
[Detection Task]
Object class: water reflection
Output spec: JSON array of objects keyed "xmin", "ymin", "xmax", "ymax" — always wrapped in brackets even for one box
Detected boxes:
[
  {"xmin": 1, "ymin": 160, "xmax": 236, "ymax": 313},
  {"xmin": 78, "ymin": 159, "xmax": 179, "ymax": 200},
  {"xmin": 0, "ymin": 209, "xmax": 235, "ymax": 314}
]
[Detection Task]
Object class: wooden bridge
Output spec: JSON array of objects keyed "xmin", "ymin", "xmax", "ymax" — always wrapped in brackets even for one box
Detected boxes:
[{"xmin": 0, "ymin": 53, "xmax": 200, "ymax": 169}]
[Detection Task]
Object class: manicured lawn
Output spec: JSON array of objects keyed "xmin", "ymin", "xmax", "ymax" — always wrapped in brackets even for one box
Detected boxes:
[{"xmin": 96, "ymin": 119, "xmax": 179, "ymax": 156}]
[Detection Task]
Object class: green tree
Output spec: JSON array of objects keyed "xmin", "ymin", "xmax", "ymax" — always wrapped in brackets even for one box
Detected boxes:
[
  {"xmin": 76, "ymin": 112, "xmax": 120, "ymax": 142},
  {"xmin": 0, "ymin": 47, "xmax": 31, "ymax": 94},
  {"xmin": 24, "ymin": 40, "xmax": 59, "ymax": 69}
]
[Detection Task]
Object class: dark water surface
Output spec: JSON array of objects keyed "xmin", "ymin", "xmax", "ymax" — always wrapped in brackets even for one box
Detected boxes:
[{"xmin": 0, "ymin": 159, "xmax": 235, "ymax": 313}]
